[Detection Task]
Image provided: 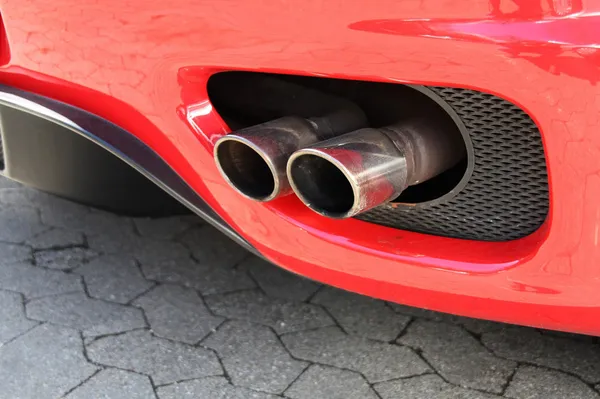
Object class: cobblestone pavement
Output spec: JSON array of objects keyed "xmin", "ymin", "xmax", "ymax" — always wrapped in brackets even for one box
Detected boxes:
[{"xmin": 1, "ymin": 176, "xmax": 599, "ymax": 399}]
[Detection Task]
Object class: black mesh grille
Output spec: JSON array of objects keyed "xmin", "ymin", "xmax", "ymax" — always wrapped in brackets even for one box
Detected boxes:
[{"xmin": 357, "ymin": 87, "xmax": 549, "ymax": 241}]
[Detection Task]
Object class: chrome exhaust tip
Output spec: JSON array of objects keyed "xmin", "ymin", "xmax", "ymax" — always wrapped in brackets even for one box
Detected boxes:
[
  {"xmin": 214, "ymin": 134, "xmax": 283, "ymax": 202},
  {"xmin": 287, "ymin": 129, "xmax": 410, "ymax": 218},
  {"xmin": 214, "ymin": 111, "xmax": 366, "ymax": 202},
  {"xmin": 287, "ymin": 149, "xmax": 362, "ymax": 218},
  {"xmin": 287, "ymin": 120, "xmax": 465, "ymax": 218},
  {"xmin": 214, "ymin": 116, "xmax": 317, "ymax": 201}
]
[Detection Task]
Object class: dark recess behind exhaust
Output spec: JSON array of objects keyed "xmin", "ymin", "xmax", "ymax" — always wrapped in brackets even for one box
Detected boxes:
[{"xmin": 208, "ymin": 72, "xmax": 549, "ymax": 241}]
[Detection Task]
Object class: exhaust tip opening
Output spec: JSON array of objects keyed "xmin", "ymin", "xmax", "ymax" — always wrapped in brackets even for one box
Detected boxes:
[
  {"xmin": 215, "ymin": 138, "xmax": 277, "ymax": 201},
  {"xmin": 288, "ymin": 153, "xmax": 355, "ymax": 218}
]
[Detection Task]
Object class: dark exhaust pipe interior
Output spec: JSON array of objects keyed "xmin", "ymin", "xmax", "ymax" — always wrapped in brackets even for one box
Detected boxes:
[
  {"xmin": 289, "ymin": 154, "xmax": 355, "ymax": 215},
  {"xmin": 215, "ymin": 138, "xmax": 275, "ymax": 200}
]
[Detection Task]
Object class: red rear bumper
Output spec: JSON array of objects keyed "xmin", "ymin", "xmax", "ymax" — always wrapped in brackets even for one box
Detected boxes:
[{"xmin": 2, "ymin": 0, "xmax": 600, "ymax": 333}]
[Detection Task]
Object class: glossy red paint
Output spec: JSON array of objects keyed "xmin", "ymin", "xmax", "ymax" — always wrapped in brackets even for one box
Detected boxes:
[{"xmin": 1, "ymin": 0, "xmax": 600, "ymax": 333}]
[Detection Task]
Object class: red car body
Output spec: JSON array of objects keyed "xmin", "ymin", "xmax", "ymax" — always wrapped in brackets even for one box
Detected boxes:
[{"xmin": 2, "ymin": 0, "xmax": 599, "ymax": 334}]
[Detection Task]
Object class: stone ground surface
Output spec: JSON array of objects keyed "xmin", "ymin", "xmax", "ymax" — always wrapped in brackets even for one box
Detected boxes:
[{"xmin": 0, "ymin": 176, "xmax": 599, "ymax": 399}]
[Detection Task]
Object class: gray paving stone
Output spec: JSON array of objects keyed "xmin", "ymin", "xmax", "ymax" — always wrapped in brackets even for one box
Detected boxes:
[
  {"xmin": 34, "ymin": 247, "xmax": 98, "ymax": 270},
  {"xmin": 282, "ymin": 326, "xmax": 430, "ymax": 383},
  {"xmin": 0, "ymin": 188, "xmax": 38, "ymax": 205},
  {"xmin": 285, "ymin": 364, "xmax": 378, "ymax": 399},
  {"xmin": 178, "ymin": 226, "xmax": 248, "ymax": 268},
  {"xmin": 505, "ymin": 366, "xmax": 599, "ymax": 399},
  {"xmin": 27, "ymin": 292, "xmax": 146, "ymax": 337},
  {"xmin": 0, "ymin": 324, "xmax": 98, "ymax": 399},
  {"xmin": 481, "ymin": 326, "xmax": 600, "ymax": 383},
  {"xmin": 74, "ymin": 255, "xmax": 154, "ymax": 304},
  {"xmin": 540, "ymin": 329, "xmax": 598, "ymax": 343},
  {"xmin": 85, "ymin": 229, "xmax": 140, "ymax": 254},
  {"xmin": 133, "ymin": 215, "xmax": 198, "ymax": 240},
  {"xmin": 0, "ymin": 187, "xmax": 59, "ymax": 208},
  {"xmin": 312, "ymin": 287, "xmax": 410, "ymax": 341},
  {"xmin": 375, "ymin": 374, "xmax": 501, "ymax": 399},
  {"xmin": 35, "ymin": 194, "xmax": 98, "ymax": 231},
  {"xmin": 206, "ymin": 290, "xmax": 333, "ymax": 334},
  {"xmin": 0, "ymin": 290, "xmax": 38, "ymax": 344},
  {"xmin": 66, "ymin": 369, "xmax": 157, "ymax": 399},
  {"xmin": 157, "ymin": 376, "xmax": 279, "ymax": 399},
  {"xmin": 142, "ymin": 257, "xmax": 255, "ymax": 295},
  {"xmin": 458, "ymin": 318, "xmax": 507, "ymax": 336},
  {"xmin": 398, "ymin": 320, "xmax": 516, "ymax": 393},
  {"xmin": 87, "ymin": 330, "xmax": 222, "ymax": 385},
  {"xmin": 389, "ymin": 303, "xmax": 505, "ymax": 335},
  {"xmin": 40, "ymin": 196, "xmax": 133, "ymax": 236},
  {"xmin": 0, "ymin": 205, "xmax": 47, "ymax": 243},
  {"xmin": 203, "ymin": 320, "xmax": 307, "ymax": 394},
  {"xmin": 26, "ymin": 228, "xmax": 86, "ymax": 250},
  {"xmin": 89, "ymin": 232, "xmax": 192, "ymax": 264},
  {"xmin": 376, "ymin": 374, "xmax": 447, "ymax": 399},
  {"xmin": 239, "ymin": 256, "xmax": 321, "ymax": 302},
  {"xmin": 134, "ymin": 284, "xmax": 224, "ymax": 344},
  {"xmin": 0, "ymin": 176, "xmax": 21, "ymax": 189},
  {"xmin": 0, "ymin": 262, "xmax": 82, "ymax": 298},
  {"xmin": 0, "ymin": 187, "xmax": 22, "ymax": 203},
  {"xmin": 388, "ymin": 303, "xmax": 461, "ymax": 321},
  {"xmin": 0, "ymin": 242, "xmax": 31, "ymax": 264}
]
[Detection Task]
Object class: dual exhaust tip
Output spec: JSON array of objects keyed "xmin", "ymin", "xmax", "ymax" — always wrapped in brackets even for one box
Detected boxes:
[{"xmin": 214, "ymin": 114, "xmax": 465, "ymax": 219}]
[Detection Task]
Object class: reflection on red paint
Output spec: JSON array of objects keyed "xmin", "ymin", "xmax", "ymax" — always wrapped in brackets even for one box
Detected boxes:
[
  {"xmin": 510, "ymin": 281, "xmax": 561, "ymax": 294},
  {"xmin": 349, "ymin": 11, "xmax": 599, "ymax": 83},
  {"xmin": 0, "ymin": 14, "xmax": 9, "ymax": 66},
  {"xmin": 488, "ymin": 0, "xmax": 583, "ymax": 18}
]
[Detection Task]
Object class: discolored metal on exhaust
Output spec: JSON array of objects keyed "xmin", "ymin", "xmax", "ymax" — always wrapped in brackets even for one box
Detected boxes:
[
  {"xmin": 287, "ymin": 119, "xmax": 466, "ymax": 218},
  {"xmin": 214, "ymin": 108, "xmax": 366, "ymax": 202}
]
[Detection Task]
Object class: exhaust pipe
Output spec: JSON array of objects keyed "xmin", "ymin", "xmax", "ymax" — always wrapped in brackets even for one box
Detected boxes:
[
  {"xmin": 214, "ymin": 110, "xmax": 366, "ymax": 202},
  {"xmin": 287, "ymin": 119, "xmax": 466, "ymax": 218},
  {"xmin": 212, "ymin": 75, "xmax": 367, "ymax": 202}
]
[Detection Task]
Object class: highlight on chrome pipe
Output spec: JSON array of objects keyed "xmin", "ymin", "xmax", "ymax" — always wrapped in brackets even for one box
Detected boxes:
[{"xmin": 286, "ymin": 119, "xmax": 466, "ymax": 218}]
